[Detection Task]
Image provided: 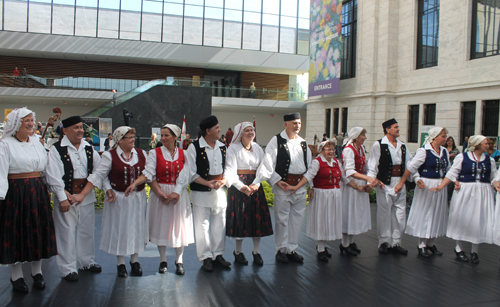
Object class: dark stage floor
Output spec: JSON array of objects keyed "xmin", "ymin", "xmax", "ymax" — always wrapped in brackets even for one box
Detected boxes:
[{"xmin": 2, "ymin": 204, "xmax": 500, "ymax": 307}]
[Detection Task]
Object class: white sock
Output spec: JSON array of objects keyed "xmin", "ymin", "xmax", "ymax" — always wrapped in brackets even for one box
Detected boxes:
[
  {"xmin": 11, "ymin": 263, "xmax": 23, "ymax": 281},
  {"xmin": 235, "ymin": 239, "xmax": 243, "ymax": 254},
  {"xmin": 252, "ymin": 238, "xmax": 261, "ymax": 254},
  {"xmin": 158, "ymin": 246, "xmax": 167, "ymax": 262},
  {"xmin": 31, "ymin": 260, "xmax": 42, "ymax": 275},
  {"xmin": 455, "ymin": 241, "xmax": 464, "ymax": 253},
  {"xmin": 471, "ymin": 244, "xmax": 479, "ymax": 253},
  {"xmin": 341, "ymin": 234, "xmax": 350, "ymax": 247},
  {"xmin": 175, "ymin": 246, "xmax": 184, "ymax": 264},
  {"xmin": 130, "ymin": 253, "xmax": 139, "ymax": 264},
  {"xmin": 117, "ymin": 256, "xmax": 125, "ymax": 266},
  {"xmin": 317, "ymin": 240, "xmax": 326, "ymax": 252},
  {"xmin": 418, "ymin": 238, "xmax": 427, "ymax": 248}
]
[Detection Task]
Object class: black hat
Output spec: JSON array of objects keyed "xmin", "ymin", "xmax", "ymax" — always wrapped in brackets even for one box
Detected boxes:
[
  {"xmin": 382, "ymin": 118, "xmax": 398, "ymax": 130},
  {"xmin": 284, "ymin": 112, "xmax": 301, "ymax": 122},
  {"xmin": 199, "ymin": 115, "xmax": 218, "ymax": 131},
  {"xmin": 62, "ymin": 115, "xmax": 82, "ymax": 128}
]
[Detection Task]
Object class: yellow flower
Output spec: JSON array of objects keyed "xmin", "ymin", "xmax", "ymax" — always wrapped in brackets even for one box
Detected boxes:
[{"xmin": 323, "ymin": 68, "xmax": 329, "ymax": 79}]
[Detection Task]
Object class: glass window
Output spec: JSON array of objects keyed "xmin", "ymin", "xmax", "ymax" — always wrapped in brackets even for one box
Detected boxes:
[
  {"xmin": 341, "ymin": 0, "xmax": 357, "ymax": 79},
  {"xmin": 280, "ymin": 18, "xmax": 297, "ymax": 54},
  {"xmin": 244, "ymin": 11, "xmax": 260, "ymax": 24},
  {"xmin": 29, "ymin": 0, "xmax": 51, "ymax": 34},
  {"xmin": 224, "ymin": 20, "xmax": 242, "ymax": 48},
  {"xmin": 325, "ymin": 109, "xmax": 332, "ymax": 138},
  {"xmin": 281, "ymin": 16, "xmax": 296, "ymax": 28},
  {"xmin": 185, "ymin": 0, "xmax": 203, "ymax": 5},
  {"xmin": 460, "ymin": 101, "xmax": 476, "ymax": 143},
  {"xmin": 243, "ymin": 22, "xmax": 261, "ymax": 50},
  {"xmin": 471, "ymin": 0, "xmax": 500, "ymax": 59},
  {"xmin": 297, "ymin": 29, "xmax": 309, "ymax": 55},
  {"xmin": 342, "ymin": 108, "xmax": 348, "ymax": 134},
  {"xmin": 262, "ymin": 14, "xmax": 279, "ymax": 26},
  {"xmin": 424, "ymin": 104, "xmax": 436, "ymax": 125},
  {"xmin": 205, "ymin": 0, "xmax": 223, "ymax": 8},
  {"xmin": 281, "ymin": 0, "xmax": 297, "ymax": 17},
  {"xmin": 164, "ymin": 2, "xmax": 183, "ymax": 16},
  {"xmin": 225, "ymin": 0, "xmax": 242, "ymax": 10},
  {"xmin": 482, "ymin": 100, "xmax": 499, "ymax": 136},
  {"xmin": 263, "ymin": 0, "xmax": 279, "ymax": 14},
  {"xmin": 142, "ymin": 0, "xmax": 163, "ymax": 42},
  {"xmin": 120, "ymin": 0, "xmax": 141, "ymax": 40},
  {"xmin": 163, "ymin": 13, "xmax": 183, "ymax": 43},
  {"xmin": 75, "ymin": 0, "xmax": 98, "ymax": 37},
  {"xmin": 52, "ymin": 0, "xmax": 75, "ymax": 35},
  {"xmin": 333, "ymin": 108, "xmax": 339, "ymax": 135},
  {"xmin": 298, "ymin": 0, "xmax": 310, "ymax": 19},
  {"xmin": 262, "ymin": 25, "xmax": 279, "ymax": 52},
  {"xmin": 4, "ymin": 0, "xmax": 27, "ymax": 32},
  {"xmin": 244, "ymin": 1, "xmax": 261, "ymax": 13},
  {"xmin": 205, "ymin": 7, "xmax": 223, "ymax": 19},
  {"xmin": 298, "ymin": 18, "xmax": 309, "ymax": 29},
  {"xmin": 408, "ymin": 105, "xmax": 420, "ymax": 143},
  {"xmin": 417, "ymin": 0, "xmax": 440, "ymax": 68},
  {"xmin": 184, "ymin": 15, "xmax": 203, "ymax": 45},
  {"xmin": 204, "ymin": 8, "xmax": 223, "ymax": 47},
  {"xmin": 225, "ymin": 9, "xmax": 242, "ymax": 22},
  {"xmin": 98, "ymin": 0, "xmax": 120, "ymax": 38}
]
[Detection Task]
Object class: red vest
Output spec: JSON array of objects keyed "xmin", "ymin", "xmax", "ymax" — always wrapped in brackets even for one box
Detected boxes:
[
  {"xmin": 155, "ymin": 147, "xmax": 185, "ymax": 185},
  {"xmin": 108, "ymin": 148, "xmax": 146, "ymax": 192},
  {"xmin": 343, "ymin": 144, "xmax": 366, "ymax": 174},
  {"xmin": 312, "ymin": 156, "xmax": 341, "ymax": 189}
]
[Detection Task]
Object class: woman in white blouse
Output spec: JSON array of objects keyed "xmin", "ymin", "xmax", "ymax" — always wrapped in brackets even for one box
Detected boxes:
[
  {"xmin": 432, "ymin": 135, "xmax": 497, "ymax": 264},
  {"xmin": 0, "ymin": 107, "xmax": 57, "ymax": 293},
  {"xmin": 126, "ymin": 124, "xmax": 194, "ymax": 275},
  {"xmin": 223, "ymin": 122, "xmax": 273, "ymax": 265}
]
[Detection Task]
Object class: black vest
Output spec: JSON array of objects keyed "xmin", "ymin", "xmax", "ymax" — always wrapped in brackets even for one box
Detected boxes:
[
  {"xmin": 275, "ymin": 134, "xmax": 308, "ymax": 181},
  {"xmin": 376, "ymin": 139, "xmax": 406, "ymax": 185},
  {"xmin": 53, "ymin": 141, "xmax": 94, "ymax": 194},
  {"xmin": 190, "ymin": 139, "xmax": 226, "ymax": 192}
]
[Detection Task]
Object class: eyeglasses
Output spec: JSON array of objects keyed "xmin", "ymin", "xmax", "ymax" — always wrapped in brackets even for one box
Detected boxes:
[{"xmin": 122, "ymin": 136, "xmax": 136, "ymax": 140}]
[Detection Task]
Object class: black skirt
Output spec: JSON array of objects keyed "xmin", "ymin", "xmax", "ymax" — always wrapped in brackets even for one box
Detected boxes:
[
  {"xmin": 226, "ymin": 173, "xmax": 273, "ymax": 238},
  {"xmin": 0, "ymin": 177, "xmax": 58, "ymax": 264}
]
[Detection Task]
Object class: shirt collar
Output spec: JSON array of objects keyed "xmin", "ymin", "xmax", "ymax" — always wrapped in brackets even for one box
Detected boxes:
[
  {"xmin": 61, "ymin": 135, "xmax": 90, "ymax": 151},
  {"xmin": 280, "ymin": 129, "xmax": 304, "ymax": 142},
  {"xmin": 320, "ymin": 154, "xmax": 337, "ymax": 166},
  {"xmin": 381, "ymin": 135, "xmax": 402, "ymax": 148},
  {"xmin": 117, "ymin": 145, "xmax": 137, "ymax": 156},
  {"xmin": 199, "ymin": 136, "xmax": 224, "ymax": 149}
]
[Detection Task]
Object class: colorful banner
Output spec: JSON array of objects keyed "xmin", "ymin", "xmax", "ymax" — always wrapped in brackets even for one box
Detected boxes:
[
  {"xmin": 309, "ymin": 0, "xmax": 343, "ymax": 97},
  {"xmin": 82, "ymin": 117, "xmax": 100, "ymax": 151}
]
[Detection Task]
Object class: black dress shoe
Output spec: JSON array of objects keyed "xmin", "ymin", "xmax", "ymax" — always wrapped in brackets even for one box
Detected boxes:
[
  {"xmin": 317, "ymin": 250, "xmax": 329, "ymax": 262},
  {"xmin": 324, "ymin": 247, "xmax": 333, "ymax": 257},
  {"xmin": 117, "ymin": 264, "xmax": 128, "ymax": 278},
  {"xmin": 159, "ymin": 261, "xmax": 168, "ymax": 274},
  {"xmin": 32, "ymin": 273, "xmax": 46, "ymax": 290},
  {"xmin": 471, "ymin": 252, "xmax": 479, "ymax": 264},
  {"xmin": 252, "ymin": 252, "xmax": 264, "ymax": 265},
  {"xmin": 286, "ymin": 251, "xmax": 304, "ymax": 263},
  {"xmin": 275, "ymin": 251, "xmax": 289, "ymax": 263},
  {"xmin": 455, "ymin": 250, "xmax": 469, "ymax": 262},
  {"xmin": 175, "ymin": 262, "xmax": 185, "ymax": 275},
  {"xmin": 130, "ymin": 262, "xmax": 143, "ymax": 276},
  {"xmin": 87, "ymin": 263, "xmax": 102, "ymax": 273},
  {"xmin": 233, "ymin": 251, "xmax": 248, "ymax": 265},
  {"xmin": 201, "ymin": 258, "xmax": 214, "ymax": 272},
  {"xmin": 378, "ymin": 243, "xmax": 390, "ymax": 254},
  {"xmin": 11, "ymin": 278, "xmax": 29, "ymax": 293},
  {"xmin": 418, "ymin": 246, "xmax": 431, "ymax": 258},
  {"xmin": 427, "ymin": 245, "xmax": 443, "ymax": 256},
  {"xmin": 214, "ymin": 255, "xmax": 231, "ymax": 268},
  {"xmin": 349, "ymin": 243, "xmax": 361, "ymax": 254},
  {"xmin": 339, "ymin": 244, "xmax": 358, "ymax": 256},
  {"xmin": 63, "ymin": 272, "xmax": 79, "ymax": 281},
  {"xmin": 392, "ymin": 245, "xmax": 408, "ymax": 255}
]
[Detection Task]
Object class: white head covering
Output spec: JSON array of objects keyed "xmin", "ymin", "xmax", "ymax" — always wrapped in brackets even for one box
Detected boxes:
[
  {"xmin": 467, "ymin": 135, "xmax": 487, "ymax": 152},
  {"xmin": 317, "ymin": 140, "xmax": 336, "ymax": 153},
  {"xmin": 423, "ymin": 127, "xmax": 446, "ymax": 146},
  {"xmin": 3, "ymin": 107, "xmax": 35, "ymax": 137},
  {"xmin": 231, "ymin": 122, "xmax": 254, "ymax": 144},
  {"xmin": 110, "ymin": 126, "xmax": 132, "ymax": 150},
  {"xmin": 343, "ymin": 127, "xmax": 364, "ymax": 146},
  {"xmin": 162, "ymin": 124, "xmax": 181, "ymax": 138}
]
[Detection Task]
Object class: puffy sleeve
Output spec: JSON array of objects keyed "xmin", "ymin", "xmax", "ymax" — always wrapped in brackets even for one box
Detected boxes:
[
  {"xmin": 445, "ymin": 153, "xmax": 464, "ymax": 182},
  {"xmin": 223, "ymin": 145, "xmax": 244, "ymax": 190},
  {"xmin": 46, "ymin": 146, "xmax": 68, "ymax": 202},
  {"xmin": 406, "ymin": 147, "xmax": 426, "ymax": 174},
  {"xmin": 304, "ymin": 158, "xmax": 320, "ymax": 187},
  {"xmin": 186, "ymin": 144, "xmax": 199, "ymax": 183},
  {"xmin": 489, "ymin": 157, "xmax": 497, "ymax": 183},
  {"xmin": 255, "ymin": 136, "xmax": 281, "ymax": 186},
  {"xmin": 88, "ymin": 151, "xmax": 113, "ymax": 191},
  {"xmin": 143, "ymin": 148, "xmax": 157, "ymax": 182},
  {"xmin": 342, "ymin": 147, "xmax": 357, "ymax": 178},
  {"xmin": 251, "ymin": 144, "xmax": 265, "ymax": 187},
  {"xmin": 173, "ymin": 151, "xmax": 189, "ymax": 195},
  {"xmin": 0, "ymin": 142, "xmax": 9, "ymax": 199}
]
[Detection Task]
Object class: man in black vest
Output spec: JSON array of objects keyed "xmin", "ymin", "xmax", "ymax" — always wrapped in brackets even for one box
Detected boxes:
[
  {"xmin": 255, "ymin": 112, "xmax": 311, "ymax": 263},
  {"xmin": 46, "ymin": 116, "xmax": 102, "ymax": 281},
  {"xmin": 367, "ymin": 118, "xmax": 413, "ymax": 255},
  {"xmin": 187, "ymin": 115, "xmax": 231, "ymax": 272}
]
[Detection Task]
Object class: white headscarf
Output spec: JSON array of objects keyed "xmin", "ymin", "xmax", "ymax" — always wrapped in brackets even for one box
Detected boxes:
[
  {"xmin": 343, "ymin": 127, "xmax": 364, "ymax": 146},
  {"xmin": 423, "ymin": 127, "xmax": 446, "ymax": 146},
  {"xmin": 3, "ymin": 107, "xmax": 35, "ymax": 137},
  {"xmin": 467, "ymin": 135, "xmax": 487, "ymax": 152},
  {"xmin": 110, "ymin": 126, "xmax": 132, "ymax": 150},
  {"xmin": 231, "ymin": 122, "xmax": 254, "ymax": 144},
  {"xmin": 317, "ymin": 140, "xmax": 336, "ymax": 153},
  {"xmin": 162, "ymin": 124, "xmax": 181, "ymax": 138}
]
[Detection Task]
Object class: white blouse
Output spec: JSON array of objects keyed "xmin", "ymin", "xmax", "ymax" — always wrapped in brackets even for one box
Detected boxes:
[
  {"xmin": 223, "ymin": 142, "xmax": 264, "ymax": 191},
  {"xmin": 0, "ymin": 136, "xmax": 48, "ymax": 199},
  {"xmin": 445, "ymin": 152, "xmax": 497, "ymax": 183},
  {"xmin": 142, "ymin": 146, "xmax": 189, "ymax": 195}
]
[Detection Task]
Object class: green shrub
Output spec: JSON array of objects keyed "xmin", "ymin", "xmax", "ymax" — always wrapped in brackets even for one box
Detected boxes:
[
  {"xmin": 262, "ymin": 181, "xmax": 274, "ymax": 206},
  {"xmin": 369, "ymin": 189, "xmax": 376, "ymax": 203}
]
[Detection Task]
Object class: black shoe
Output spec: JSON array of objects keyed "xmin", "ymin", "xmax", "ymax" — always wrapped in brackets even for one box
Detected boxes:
[
  {"xmin": 214, "ymin": 255, "xmax": 231, "ymax": 268},
  {"xmin": 31, "ymin": 274, "xmax": 45, "ymax": 290},
  {"xmin": 63, "ymin": 272, "xmax": 79, "ymax": 281},
  {"xmin": 175, "ymin": 262, "xmax": 185, "ymax": 275},
  {"xmin": 339, "ymin": 244, "xmax": 358, "ymax": 256},
  {"xmin": 233, "ymin": 251, "xmax": 248, "ymax": 265},
  {"xmin": 275, "ymin": 251, "xmax": 289, "ymax": 264},
  {"xmin": 427, "ymin": 245, "xmax": 443, "ymax": 256},
  {"xmin": 80, "ymin": 263, "xmax": 102, "ymax": 273},
  {"xmin": 201, "ymin": 258, "xmax": 214, "ymax": 272},
  {"xmin": 349, "ymin": 243, "xmax": 361, "ymax": 254},
  {"xmin": 286, "ymin": 251, "xmax": 304, "ymax": 263},
  {"xmin": 159, "ymin": 261, "xmax": 168, "ymax": 274},
  {"xmin": 378, "ymin": 243, "xmax": 390, "ymax": 254},
  {"xmin": 471, "ymin": 252, "xmax": 479, "ymax": 264},
  {"xmin": 324, "ymin": 247, "xmax": 333, "ymax": 257},
  {"xmin": 418, "ymin": 246, "xmax": 431, "ymax": 258},
  {"xmin": 455, "ymin": 250, "xmax": 469, "ymax": 262},
  {"xmin": 317, "ymin": 250, "xmax": 329, "ymax": 262},
  {"xmin": 252, "ymin": 252, "xmax": 264, "ymax": 265},
  {"xmin": 117, "ymin": 264, "xmax": 128, "ymax": 278},
  {"xmin": 130, "ymin": 262, "xmax": 143, "ymax": 276},
  {"xmin": 10, "ymin": 278, "xmax": 29, "ymax": 293},
  {"xmin": 392, "ymin": 244, "xmax": 408, "ymax": 255}
]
